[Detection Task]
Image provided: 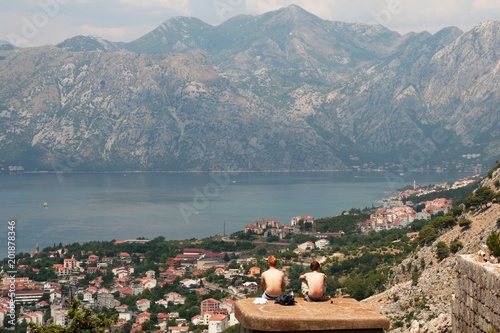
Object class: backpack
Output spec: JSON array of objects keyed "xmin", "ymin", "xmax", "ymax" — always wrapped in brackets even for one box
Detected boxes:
[{"xmin": 275, "ymin": 293, "xmax": 295, "ymax": 306}]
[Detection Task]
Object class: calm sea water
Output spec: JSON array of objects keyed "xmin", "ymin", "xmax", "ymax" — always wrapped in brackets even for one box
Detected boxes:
[{"xmin": 0, "ymin": 171, "xmax": 472, "ymax": 254}]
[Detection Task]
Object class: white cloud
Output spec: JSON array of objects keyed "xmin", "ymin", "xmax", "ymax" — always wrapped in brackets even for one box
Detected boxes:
[
  {"xmin": 245, "ymin": 0, "xmax": 336, "ymax": 18},
  {"xmin": 1, "ymin": 0, "xmax": 498, "ymax": 47},
  {"xmin": 114, "ymin": 0, "xmax": 192, "ymax": 12},
  {"xmin": 80, "ymin": 23, "xmax": 155, "ymax": 43},
  {"xmin": 472, "ymin": 0, "xmax": 500, "ymax": 11}
]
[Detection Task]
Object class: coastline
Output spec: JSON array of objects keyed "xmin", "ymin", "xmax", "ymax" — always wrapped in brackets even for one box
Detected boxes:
[{"xmin": 1, "ymin": 171, "xmax": 477, "ymax": 254}]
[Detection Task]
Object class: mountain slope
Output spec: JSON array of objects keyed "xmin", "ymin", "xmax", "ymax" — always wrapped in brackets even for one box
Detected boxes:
[
  {"xmin": 0, "ymin": 46, "xmax": 345, "ymax": 171},
  {"xmin": 0, "ymin": 6, "xmax": 498, "ymax": 171},
  {"xmin": 362, "ymin": 168, "xmax": 500, "ymax": 332}
]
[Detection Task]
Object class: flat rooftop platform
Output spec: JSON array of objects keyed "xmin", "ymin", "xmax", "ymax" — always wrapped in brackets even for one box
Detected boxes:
[{"xmin": 235, "ymin": 297, "xmax": 390, "ymax": 333}]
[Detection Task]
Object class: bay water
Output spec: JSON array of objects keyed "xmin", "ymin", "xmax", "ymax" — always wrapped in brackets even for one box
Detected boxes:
[{"xmin": 0, "ymin": 171, "xmax": 473, "ymax": 254}]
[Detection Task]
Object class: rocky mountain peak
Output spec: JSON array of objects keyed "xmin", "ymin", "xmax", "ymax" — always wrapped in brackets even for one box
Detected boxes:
[
  {"xmin": 125, "ymin": 16, "xmax": 212, "ymax": 53},
  {"xmin": 272, "ymin": 4, "xmax": 322, "ymax": 22},
  {"xmin": 0, "ymin": 7, "xmax": 498, "ymax": 172},
  {"xmin": 0, "ymin": 40, "xmax": 15, "ymax": 51},
  {"xmin": 57, "ymin": 35, "xmax": 120, "ymax": 52}
]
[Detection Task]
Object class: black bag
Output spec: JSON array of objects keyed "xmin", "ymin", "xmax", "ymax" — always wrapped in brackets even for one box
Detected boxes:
[{"xmin": 275, "ymin": 293, "xmax": 295, "ymax": 305}]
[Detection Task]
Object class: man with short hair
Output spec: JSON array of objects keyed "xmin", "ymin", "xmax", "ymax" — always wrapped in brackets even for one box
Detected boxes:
[
  {"xmin": 260, "ymin": 255, "xmax": 285, "ymax": 300},
  {"xmin": 299, "ymin": 261, "xmax": 330, "ymax": 302}
]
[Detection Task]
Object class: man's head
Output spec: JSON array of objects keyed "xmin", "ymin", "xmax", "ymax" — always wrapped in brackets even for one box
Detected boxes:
[
  {"xmin": 310, "ymin": 261, "xmax": 320, "ymax": 271},
  {"xmin": 268, "ymin": 255, "xmax": 278, "ymax": 267}
]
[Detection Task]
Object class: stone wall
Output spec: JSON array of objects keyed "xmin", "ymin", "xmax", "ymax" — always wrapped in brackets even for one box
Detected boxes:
[
  {"xmin": 235, "ymin": 297, "xmax": 389, "ymax": 332},
  {"xmin": 452, "ymin": 255, "xmax": 500, "ymax": 333}
]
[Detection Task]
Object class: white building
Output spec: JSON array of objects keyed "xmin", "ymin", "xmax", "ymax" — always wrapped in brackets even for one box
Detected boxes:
[{"xmin": 209, "ymin": 314, "xmax": 229, "ymax": 333}]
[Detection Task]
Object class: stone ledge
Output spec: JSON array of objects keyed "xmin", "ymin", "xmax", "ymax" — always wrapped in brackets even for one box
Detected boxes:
[{"xmin": 235, "ymin": 297, "xmax": 390, "ymax": 332}]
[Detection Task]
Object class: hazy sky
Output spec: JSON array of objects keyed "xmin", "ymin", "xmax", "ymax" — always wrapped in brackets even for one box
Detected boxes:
[{"xmin": 1, "ymin": 0, "xmax": 499, "ymax": 47}]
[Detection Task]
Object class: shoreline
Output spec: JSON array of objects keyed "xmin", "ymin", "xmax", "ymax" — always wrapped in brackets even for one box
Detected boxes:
[{"xmin": 7, "ymin": 169, "xmax": 476, "ymax": 175}]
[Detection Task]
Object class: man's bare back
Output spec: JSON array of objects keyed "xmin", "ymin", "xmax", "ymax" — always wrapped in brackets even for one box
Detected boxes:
[
  {"xmin": 261, "ymin": 267, "xmax": 285, "ymax": 298},
  {"xmin": 299, "ymin": 271, "xmax": 326, "ymax": 298}
]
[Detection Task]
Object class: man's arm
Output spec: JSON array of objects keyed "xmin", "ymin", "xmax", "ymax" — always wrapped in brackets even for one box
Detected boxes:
[
  {"xmin": 261, "ymin": 274, "xmax": 266, "ymax": 292},
  {"xmin": 299, "ymin": 274, "xmax": 306, "ymax": 281}
]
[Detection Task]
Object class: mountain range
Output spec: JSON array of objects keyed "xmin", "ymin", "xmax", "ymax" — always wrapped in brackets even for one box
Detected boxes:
[{"xmin": 0, "ymin": 5, "xmax": 498, "ymax": 172}]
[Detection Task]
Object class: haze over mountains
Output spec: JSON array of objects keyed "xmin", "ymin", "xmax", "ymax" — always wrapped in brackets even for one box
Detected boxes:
[{"xmin": 0, "ymin": 5, "xmax": 498, "ymax": 172}]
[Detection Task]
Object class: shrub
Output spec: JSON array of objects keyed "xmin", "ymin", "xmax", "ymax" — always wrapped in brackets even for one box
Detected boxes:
[
  {"xmin": 497, "ymin": 218, "xmax": 500, "ymax": 229},
  {"xmin": 450, "ymin": 241, "xmax": 463, "ymax": 253},
  {"xmin": 436, "ymin": 241, "xmax": 450, "ymax": 261},
  {"xmin": 458, "ymin": 218, "xmax": 472, "ymax": 229},
  {"xmin": 451, "ymin": 205, "xmax": 464, "ymax": 217},
  {"xmin": 494, "ymin": 179, "xmax": 500, "ymax": 188},
  {"xmin": 417, "ymin": 225, "xmax": 438, "ymax": 245},
  {"xmin": 431, "ymin": 214, "xmax": 457, "ymax": 230},
  {"xmin": 411, "ymin": 269, "xmax": 420, "ymax": 286},
  {"xmin": 486, "ymin": 231, "xmax": 500, "ymax": 257},
  {"xmin": 487, "ymin": 169, "xmax": 494, "ymax": 178}
]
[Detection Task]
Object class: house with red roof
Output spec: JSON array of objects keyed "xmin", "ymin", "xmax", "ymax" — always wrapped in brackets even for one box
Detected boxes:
[
  {"xmin": 195, "ymin": 287, "xmax": 208, "ymax": 295},
  {"xmin": 297, "ymin": 241, "xmax": 315, "ymax": 251},
  {"xmin": 244, "ymin": 223, "xmax": 261, "ymax": 234},
  {"xmin": 183, "ymin": 248, "xmax": 205, "ymax": 255},
  {"xmin": 136, "ymin": 311, "xmax": 151, "ymax": 325},
  {"xmin": 87, "ymin": 254, "xmax": 99, "ymax": 263},
  {"xmin": 201, "ymin": 298, "xmax": 221, "ymax": 313},
  {"xmin": 247, "ymin": 266, "xmax": 261, "ymax": 277},
  {"xmin": 140, "ymin": 277, "xmax": 157, "ymax": 290},
  {"xmin": 209, "ymin": 314, "xmax": 229, "ymax": 333},
  {"xmin": 220, "ymin": 299, "xmax": 236, "ymax": 313},
  {"xmin": 167, "ymin": 326, "xmax": 189, "ymax": 333},
  {"xmin": 164, "ymin": 292, "xmax": 186, "ymax": 305},
  {"xmin": 136, "ymin": 298, "xmax": 150, "ymax": 312},
  {"xmin": 118, "ymin": 286, "xmax": 133, "ymax": 297},
  {"xmin": 157, "ymin": 313, "xmax": 170, "ymax": 324},
  {"xmin": 119, "ymin": 252, "xmax": 131, "ymax": 261},
  {"xmin": 291, "ymin": 215, "xmax": 314, "ymax": 226},
  {"xmin": 87, "ymin": 266, "xmax": 99, "ymax": 274}
]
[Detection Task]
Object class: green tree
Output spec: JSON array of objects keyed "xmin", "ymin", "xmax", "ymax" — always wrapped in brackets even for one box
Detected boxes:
[
  {"xmin": 28, "ymin": 299, "xmax": 117, "ymax": 333},
  {"xmin": 451, "ymin": 205, "xmax": 464, "ymax": 217},
  {"xmin": 431, "ymin": 214, "xmax": 456, "ymax": 230},
  {"xmin": 486, "ymin": 231, "xmax": 500, "ymax": 257},
  {"xmin": 221, "ymin": 325, "xmax": 239, "ymax": 333},
  {"xmin": 450, "ymin": 241, "xmax": 463, "ymax": 254},
  {"xmin": 436, "ymin": 241, "xmax": 450, "ymax": 261},
  {"xmin": 141, "ymin": 320, "xmax": 158, "ymax": 332},
  {"xmin": 417, "ymin": 225, "xmax": 438, "ymax": 245},
  {"xmin": 458, "ymin": 218, "xmax": 472, "ymax": 229}
]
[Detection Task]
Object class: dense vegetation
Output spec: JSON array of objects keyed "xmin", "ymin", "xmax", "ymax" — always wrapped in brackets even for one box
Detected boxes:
[{"xmin": 28, "ymin": 299, "xmax": 117, "ymax": 333}]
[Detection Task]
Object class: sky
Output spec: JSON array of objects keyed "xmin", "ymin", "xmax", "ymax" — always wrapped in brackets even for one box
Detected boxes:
[{"xmin": 1, "ymin": 0, "xmax": 499, "ymax": 48}]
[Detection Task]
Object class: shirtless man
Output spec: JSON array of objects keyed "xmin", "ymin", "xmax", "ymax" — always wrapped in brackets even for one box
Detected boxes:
[
  {"xmin": 299, "ymin": 261, "xmax": 330, "ymax": 302},
  {"xmin": 260, "ymin": 255, "xmax": 285, "ymax": 300}
]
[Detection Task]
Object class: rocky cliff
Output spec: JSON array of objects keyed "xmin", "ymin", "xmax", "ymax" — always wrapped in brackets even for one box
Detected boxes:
[
  {"xmin": 0, "ymin": 5, "xmax": 498, "ymax": 171},
  {"xmin": 362, "ymin": 167, "xmax": 500, "ymax": 332}
]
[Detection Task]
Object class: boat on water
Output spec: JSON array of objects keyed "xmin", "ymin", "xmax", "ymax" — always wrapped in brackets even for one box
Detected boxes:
[{"xmin": 43, "ymin": 202, "xmax": 48, "ymax": 208}]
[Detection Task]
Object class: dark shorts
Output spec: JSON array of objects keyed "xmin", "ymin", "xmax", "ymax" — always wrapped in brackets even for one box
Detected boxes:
[{"xmin": 263, "ymin": 291, "xmax": 279, "ymax": 300}]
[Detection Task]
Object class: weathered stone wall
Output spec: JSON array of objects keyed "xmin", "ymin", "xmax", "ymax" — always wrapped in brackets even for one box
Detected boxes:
[{"xmin": 452, "ymin": 255, "xmax": 500, "ymax": 333}]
